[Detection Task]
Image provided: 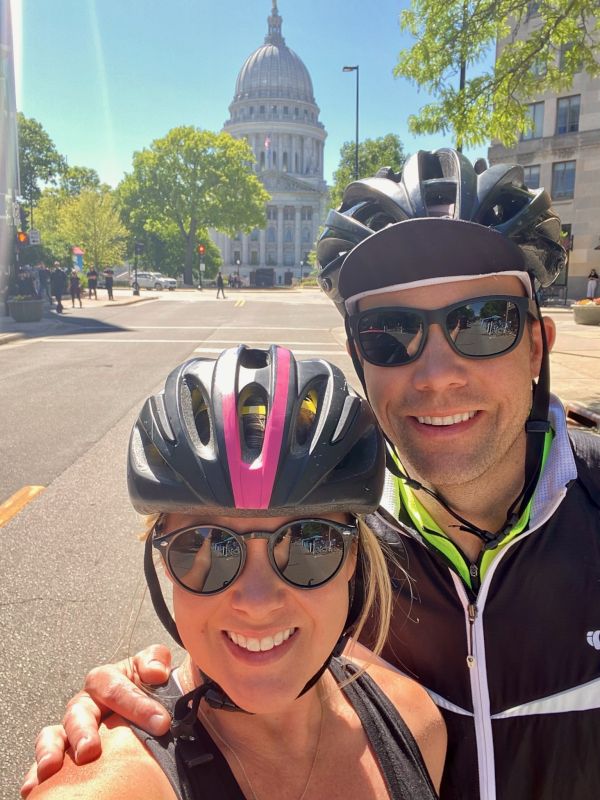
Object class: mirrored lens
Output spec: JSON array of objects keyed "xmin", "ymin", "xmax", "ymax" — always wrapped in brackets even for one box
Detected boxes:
[
  {"xmin": 168, "ymin": 527, "xmax": 242, "ymax": 593},
  {"xmin": 276, "ymin": 522, "xmax": 346, "ymax": 588},
  {"xmin": 357, "ymin": 310, "xmax": 423, "ymax": 366},
  {"xmin": 448, "ymin": 299, "xmax": 521, "ymax": 357}
]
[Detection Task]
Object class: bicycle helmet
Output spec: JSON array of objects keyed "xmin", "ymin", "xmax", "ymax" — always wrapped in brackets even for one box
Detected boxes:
[
  {"xmin": 129, "ymin": 345, "xmax": 385, "ymax": 720},
  {"xmin": 317, "ymin": 148, "xmax": 566, "ymax": 316},
  {"xmin": 316, "ymin": 148, "xmax": 565, "ymax": 550}
]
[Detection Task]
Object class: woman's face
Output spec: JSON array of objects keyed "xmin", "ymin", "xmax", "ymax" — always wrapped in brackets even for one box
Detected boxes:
[{"xmin": 162, "ymin": 511, "xmax": 356, "ymax": 713}]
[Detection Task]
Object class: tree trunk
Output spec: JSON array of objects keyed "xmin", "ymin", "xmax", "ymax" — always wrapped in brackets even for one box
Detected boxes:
[{"xmin": 183, "ymin": 221, "xmax": 197, "ymax": 286}]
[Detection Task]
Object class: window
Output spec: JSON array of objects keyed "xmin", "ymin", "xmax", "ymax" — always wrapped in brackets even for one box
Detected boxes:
[
  {"xmin": 259, "ymin": 105, "xmax": 265, "ymax": 115},
  {"xmin": 232, "ymin": 250, "xmax": 241, "ymax": 264},
  {"xmin": 250, "ymin": 250, "xmax": 259, "ymax": 266},
  {"xmin": 295, "ymin": 153, "xmax": 299, "ymax": 172},
  {"xmin": 284, "ymin": 229, "xmax": 293, "ymax": 242},
  {"xmin": 260, "ymin": 152, "xmax": 265, "ymax": 170},
  {"xmin": 266, "ymin": 252, "xmax": 276, "ymax": 266},
  {"xmin": 283, "ymin": 106, "xmax": 289, "ymax": 116},
  {"xmin": 266, "ymin": 205, "xmax": 277, "ymax": 221},
  {"xmin": 266, "ymin": 227, "xmax": 276, "ymax": 242},
  {"xmin": 559, "ymin": 43, "xmax": 582, "ymax": 72},
  {"xmin": 521, "ymin": 102, "xmax": 544, "ymax": 140},
  {"xmin": 283, "ymin": 206, "xmax": 295, "ymax": 221},
  {"xmin": 272, "ymin": 151, "xmax": 277, "ymax": 167},
  {"xmin": 301, "ymin": 206, "xmax": 313, "ymax": 221},
  {"xmin": 302, "ymin": 227, "xmax": 311, "ymax": 242},
  {"xmin": 294, "ymin": 107, "xmax": 299, "ymax": 118},
  {"xmin": 271, "ymin": 105, "xmax": 277, "ymax": 115},
  {"xmin": 282, "ymin": 152, "xmax": 288, "ymax": 171},
  {"xmin": 250, "ymin": 229, "xmax": 259, "ymax": 241},
  {"xmin": 551, "ymin": 161, "xmax": 576, "ymax": 200},
  {"xmin": 556, "ymin": 95, "xmax": 580, "ymax": 134},
  {"xmin": 523, "ymin": 165, "xmax": 541, "ymax": 190}
]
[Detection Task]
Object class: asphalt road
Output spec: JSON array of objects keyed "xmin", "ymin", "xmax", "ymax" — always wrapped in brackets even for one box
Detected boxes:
[{"xmin": 0, "ymin": 288, "xmax": 355, "ymax": 798}]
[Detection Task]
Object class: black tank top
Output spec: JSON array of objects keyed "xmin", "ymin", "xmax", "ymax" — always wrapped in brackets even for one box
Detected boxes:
[{"xmin": 130, "ymin": 657, "xmax": 438, "ymax": 799}]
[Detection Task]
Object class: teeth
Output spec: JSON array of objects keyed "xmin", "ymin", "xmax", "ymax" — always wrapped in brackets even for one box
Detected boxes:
[
  {"xmin": 416, "ymin": 411, "xmax": 476, "ymax": 426},
  {"xmin": 227, "ymin": 627, "xmax": 295, "ymax": 652}
]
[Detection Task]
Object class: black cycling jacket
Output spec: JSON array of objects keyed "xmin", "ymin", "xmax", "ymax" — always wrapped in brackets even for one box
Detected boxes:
[{"xmin": 363, "ymin": 405, "xmax": 600, "ymax": 800}]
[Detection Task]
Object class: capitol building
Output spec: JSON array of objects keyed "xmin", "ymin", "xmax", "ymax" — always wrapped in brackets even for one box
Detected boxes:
[{"xmin": 211, "ymin": 2, "xmax": 328, "ymax": 287}]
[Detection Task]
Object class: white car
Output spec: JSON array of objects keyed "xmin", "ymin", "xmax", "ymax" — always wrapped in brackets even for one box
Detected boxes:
[{"xmin": 131, "ymin": 271, "xmax": 177, "ymax": 291}]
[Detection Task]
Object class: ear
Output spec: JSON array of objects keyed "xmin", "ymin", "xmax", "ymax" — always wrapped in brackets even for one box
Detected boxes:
[
  {"xmin": 344, "ymin": 537, "xmax": 359, "ymax": 581},
  {"xmin": 529, "ymin": 316, "xmax": 556, "ymax": 379}
]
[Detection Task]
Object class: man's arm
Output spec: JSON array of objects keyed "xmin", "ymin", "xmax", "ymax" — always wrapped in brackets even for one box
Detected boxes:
[{"xmin": 20, "ymin": 645, "xmax": 173, "ymax": 798}]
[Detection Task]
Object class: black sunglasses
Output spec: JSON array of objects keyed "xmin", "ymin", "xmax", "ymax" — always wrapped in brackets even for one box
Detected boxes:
[
  {"xmin": 350, "ymin": 295, "xmax": 538, "ymax": 368},
  {"xmin": 153, "ymin": 519, "xmax": 357, "ymax": 595}
]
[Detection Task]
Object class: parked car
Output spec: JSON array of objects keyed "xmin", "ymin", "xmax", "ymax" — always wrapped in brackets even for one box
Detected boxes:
[{"xmin": 130, "ymin": 271, "xmax": 177, "ymax": 291}]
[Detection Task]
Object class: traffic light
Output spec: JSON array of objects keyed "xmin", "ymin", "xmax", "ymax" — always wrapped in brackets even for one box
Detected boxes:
[
  {"xmin": 16, "ymin": 230, "xmax": 29, "ymax": 245},
  {"xmin": 197, "ymin": 244, "xmax": 206, "ymax": 256},
  {"xmin": 134, "ymin": 242, "xmax": 144, "ymax": 255}
]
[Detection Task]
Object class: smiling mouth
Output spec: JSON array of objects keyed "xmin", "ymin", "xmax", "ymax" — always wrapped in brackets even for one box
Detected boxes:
[
  {"xmin": 226, "ymin": 627, "xmax": 297, "ymax": 653},
  {"xmin": 416, "ymin": 411, "xmax": 478, "ymax": 426}
]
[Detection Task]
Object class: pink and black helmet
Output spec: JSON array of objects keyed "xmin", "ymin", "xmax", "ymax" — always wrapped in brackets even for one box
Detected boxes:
[{"xmin": 128, "ymin": 345, "xmax": 384, "ymax": 518}]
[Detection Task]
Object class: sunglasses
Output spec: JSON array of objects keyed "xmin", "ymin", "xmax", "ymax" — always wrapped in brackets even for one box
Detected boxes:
[
  {"xmin": 153, "ymin": 519, "xmax": 357, "ymax": 595},
  {"xmin": 350, "ymin": 295, "xmax": 537, "ymax": 368}
]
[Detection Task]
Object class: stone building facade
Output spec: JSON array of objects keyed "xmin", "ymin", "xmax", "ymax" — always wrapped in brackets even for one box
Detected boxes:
[
  {"xmin": 488, "ymin": 8, "xmax": 600, "ymax": 299},
  {"xmin": 211, "ymin": 2, "xmax": 328, "ymax": 287}
]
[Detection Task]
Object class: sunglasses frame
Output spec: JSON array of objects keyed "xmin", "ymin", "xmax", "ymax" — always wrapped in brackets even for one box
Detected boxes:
[
  {"xmin": 152, "ymin": 518, "xmax": 358, "ymax": 595},
  {"xmin": 350, "ymin": 295, "xmax": 538, "ymax": 368}
]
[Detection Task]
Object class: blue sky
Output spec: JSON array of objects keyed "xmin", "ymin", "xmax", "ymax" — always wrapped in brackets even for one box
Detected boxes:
[{"xmin": 14, "ymin": 0, "xmax": 486, "ymax": 188}]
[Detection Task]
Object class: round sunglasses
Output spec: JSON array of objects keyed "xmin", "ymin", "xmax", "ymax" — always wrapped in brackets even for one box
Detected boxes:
[
  {"xmin": 153, "ymin": 519, "xmax": 358, "ymax": 595},
  {"xmin": 350, "ymin": 295, "xmax": 538, "ymax": 368}
]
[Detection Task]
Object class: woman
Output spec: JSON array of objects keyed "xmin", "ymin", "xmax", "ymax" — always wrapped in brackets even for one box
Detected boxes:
[
  {"xmin": 27, "ymin": 345, "xmax": 445, "ymax": 800},
  {"xmin": 587, "ymin": 269, "xmax": 598, "ymax": 300}
]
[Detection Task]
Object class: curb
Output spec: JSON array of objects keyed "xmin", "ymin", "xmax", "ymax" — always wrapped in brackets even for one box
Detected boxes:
[{"xmin": 0, "ymin": 332, "xmax": 25, "ymax": 346}]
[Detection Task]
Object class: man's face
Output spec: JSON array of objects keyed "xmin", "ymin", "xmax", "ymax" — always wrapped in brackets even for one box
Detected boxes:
[{"xmin": 356, "ymin": 275, "xmax": 549, "ymax": 491}]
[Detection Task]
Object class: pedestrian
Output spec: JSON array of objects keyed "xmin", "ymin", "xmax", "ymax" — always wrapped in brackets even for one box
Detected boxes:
[
  {"xmin": 50, "ymin": 262, "xmax": 66, "ymax": 313},
  {"xmin": 69, "ymin": 269, "xmax": 82, "ymax": 308},
  {"xmin": 216, "ymin": 270, "xmax": 226, "ymax": 298},
  {"xmin": 21, "ymin": 347, "xmax": 445, "ymax": 800},
  {"xmin": 103, "ymin": 267, "xmax": 114, "ymax": 300},
  {"xmin": 587, "ymin": 268, "xmax": 598, "ymax": 299},
  {"xmin": 21, "ymin": 150, "xmax": 600, "ymax": 800},
  {"xmin": 38, "ymin": 263, "xmax": 52, "ymax": 302},
  {"xmin": 87, "ymin": 267, "xmax": 98, "ymax": 300}
]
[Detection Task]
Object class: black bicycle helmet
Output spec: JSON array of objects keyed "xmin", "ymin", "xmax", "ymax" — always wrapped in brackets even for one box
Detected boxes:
[
  {"xmin": 129, "ymin": 344, "xmax": 383, "ymax": 517},
  {"xmin": 129, "ymin": 346, "xmax": 385, "ymax": 721},
  {"xmin": 317, "ymin": 148, "xmax": 566, "ymax": 315}
]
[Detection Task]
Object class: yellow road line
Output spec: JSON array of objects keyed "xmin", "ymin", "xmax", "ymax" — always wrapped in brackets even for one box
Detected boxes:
[
  {"xmin": 234, "ymin": 299, "xmax": 245, "ymax": 307},
  {"xmin": 0, "ymin": 485, "xmax": 45, "ymax": 528}
]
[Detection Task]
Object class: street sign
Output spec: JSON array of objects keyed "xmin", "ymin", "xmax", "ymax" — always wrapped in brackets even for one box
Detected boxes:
[
  {"xmin": 200, "ymin": 262, "xmax": 206, "ymax": 272},
  {"xmin": 28, "ymin": 229, "xmax": 41, "ymax": 245}
]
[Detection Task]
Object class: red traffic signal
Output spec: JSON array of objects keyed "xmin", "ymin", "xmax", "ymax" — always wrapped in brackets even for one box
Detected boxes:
[
  {"xmin": 16, "ymin": 230, "xmax": 29, "ymax": 245},
  {"xmin": 197, "ymin": 244, "xmax": 206, "ymax": 256}
]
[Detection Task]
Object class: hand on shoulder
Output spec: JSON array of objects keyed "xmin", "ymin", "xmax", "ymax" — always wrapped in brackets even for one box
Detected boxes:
[{"xmin": 27, "ymin": 714, "xmax": 177, "ymax": 800}]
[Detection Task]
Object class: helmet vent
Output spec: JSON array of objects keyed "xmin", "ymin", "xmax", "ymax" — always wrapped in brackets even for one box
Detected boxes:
[
  {"xmin": 295, "ymin": 384, "xmax": 322, "ymax": 447},
  {"xmin": 239, "ymin": 348, "xmax": 270, "ymax": 369},
  {"xmin": 190, "ymin": 385, "xmax": 212, "ymax": 446},
  {"xmin": 239, "ymin": 385, "xmax": 268, "ymax": 457}
]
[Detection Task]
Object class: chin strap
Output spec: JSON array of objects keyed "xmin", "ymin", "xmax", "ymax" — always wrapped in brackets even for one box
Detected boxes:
[
  {"xmin": 346, "ymin": 304, "xmax": 550, "ymax": 550},
  {"xmin": 144, "ymin": 533, "xmax": 365, "ymax": 720}
]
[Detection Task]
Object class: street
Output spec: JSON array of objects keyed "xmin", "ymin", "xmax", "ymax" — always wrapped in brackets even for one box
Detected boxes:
[{"xmin": 1, "ymin": 289, "xmax": 598, "ymax": 799}]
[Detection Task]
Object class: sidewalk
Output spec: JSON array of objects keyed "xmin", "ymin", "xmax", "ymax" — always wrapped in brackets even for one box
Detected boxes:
[{"xmin": 0, "ymin": 293, "xmax": 157, "ymax": 346}]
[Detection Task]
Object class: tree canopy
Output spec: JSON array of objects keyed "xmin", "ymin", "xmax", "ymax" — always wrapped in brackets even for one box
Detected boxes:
[
  {"xmin": 17, "ymin": 113, "xmax": 65, "ymax": 220},
  {"xmin": 395, "ymin": 0, "xmax": 599, "ymax": 149},
  {"xmin": 330, "ymin": 134, "xmax": 406, "ymax": 208},
  {"xmin": 117, "ymin": 126, "xmax": 270, "ymax": 284}
]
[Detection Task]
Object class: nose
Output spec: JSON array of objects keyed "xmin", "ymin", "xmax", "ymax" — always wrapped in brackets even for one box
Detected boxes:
[
  {"xmin": 411, "ymin": 323, "xmax": 468, "ymax": 393},
  {"xmin": 229, "ymin": 540, "xmax": 286, "ymax": 618}
]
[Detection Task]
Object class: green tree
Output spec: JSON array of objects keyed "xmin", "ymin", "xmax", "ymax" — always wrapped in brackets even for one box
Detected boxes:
[
  {"xmin": 117, "ymin": 126, "xmax": 270, "ymax": 284},
  {"xmin": 60, "ymin": 189, "xmax": 127, "ymax": 270},
  {"xmin": 60, "ymin": 165, "xmax": 101, "ymax": 196},
  {"xmin": 17, "ymin": 113, "xmax": 66, "ymax": 223},
  {"xmin": 330, "ymin": 134, "xmax": 406, "ymax": 208},
  {"xmin": 395, "ymin": 0, "xmax": 599, "ymax": 149}
]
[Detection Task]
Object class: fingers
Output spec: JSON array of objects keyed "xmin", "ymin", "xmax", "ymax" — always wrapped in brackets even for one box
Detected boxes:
[
  {"xmin": 20, "ymin": 725, "xmax": 68, "ymax": 798},
  {"xmin": 62, "ymin": 691, "xmax": 103, "ymax": 764},
  {"xmin": 131, "ymin": 644, "xmax": 173, "ymax": 685},
  {"xmin": 84, "ymin": 660, "xmax": 171, "ymax": 736}
]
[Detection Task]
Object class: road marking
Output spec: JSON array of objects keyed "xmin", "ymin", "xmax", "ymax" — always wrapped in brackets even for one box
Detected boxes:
[
  {"xmin": 0, "ymin": 485, "xmax": 45, "ymax": 528},
  {"xmin": 234, "ymin": 299, "xmax": 245, "ymax": 307}
]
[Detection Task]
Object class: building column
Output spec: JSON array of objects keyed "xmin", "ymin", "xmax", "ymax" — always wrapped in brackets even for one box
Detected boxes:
[
  {"xmin": 277, "ymin": 206, "xmax": 284, "ymax": 268},
  {"xmin": 242, "ymin": 234, "xmax": 249, "ymax": 266},
  {"xmin": 294, "ymin": 207, "xmax": 301, "ymax": 273},
  {"xmin": 259, "ymin": 228, "xmax": 266, "ymax": 266}
]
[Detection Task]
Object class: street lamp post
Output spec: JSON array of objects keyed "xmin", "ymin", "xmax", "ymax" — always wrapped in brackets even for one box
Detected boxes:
[
  {"xmin": 300, "ymin": 260, "xmax": 304, "ymax": 283},
  {"xmin": 342, "ymin": 65, "xmax": 359, "ymax": 180},
  {"xmin": 133, "ymin": 241, "xmax": 143, "ymax": 295}
]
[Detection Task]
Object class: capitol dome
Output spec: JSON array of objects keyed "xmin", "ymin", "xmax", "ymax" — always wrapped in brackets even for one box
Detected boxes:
[
  {"xmin": 234, "ymin": 12, "xmax": 315, "ymax": 104},
  {"xmin": 215, "ymin": 1, "xmax": 328, "ymax": 289}
]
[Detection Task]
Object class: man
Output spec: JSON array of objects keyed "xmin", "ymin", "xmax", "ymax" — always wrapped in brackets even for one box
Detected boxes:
[
  {"xmin": 87, "ymin": 266, "xmax": 98, "ymax": 300},
  {"xmin": 216, "ymin": 270, "xmax": 226, "ymax": 299},
  {"xmin": 103, "ymin": 267, "xmax": 114, "ymax": 300},
  {"xmin": 21, "ymin": 150, "xmax": 600, "ymax": 800},
  {"xmin": 50, "ymin": 261, "xmax": 66, "ymax": 313}
]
